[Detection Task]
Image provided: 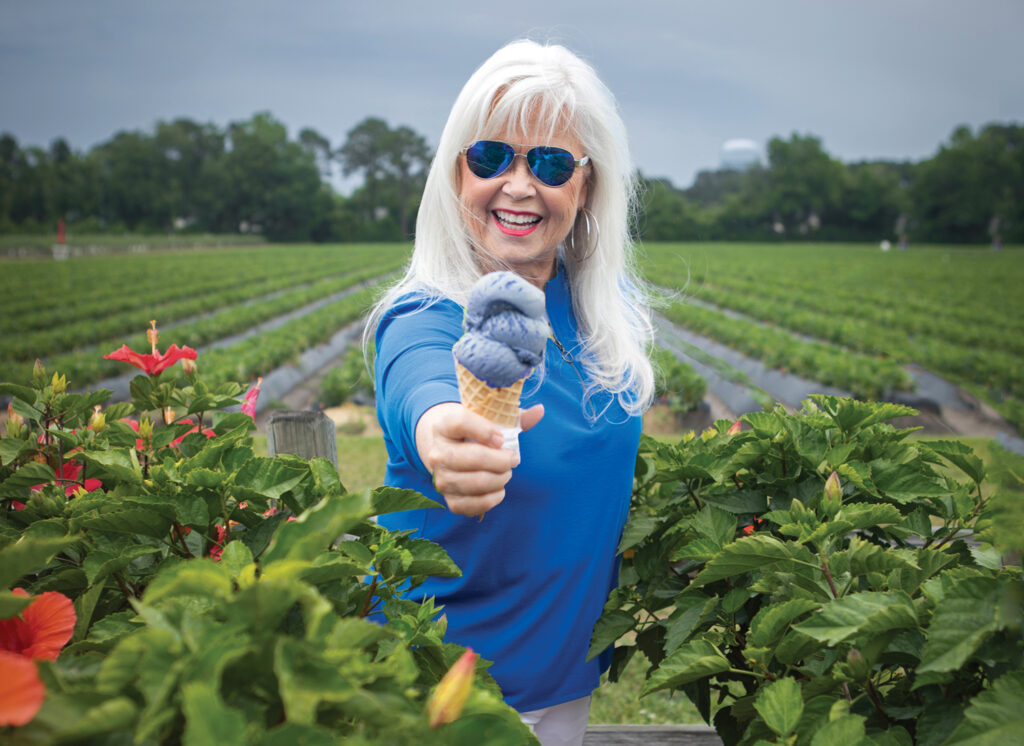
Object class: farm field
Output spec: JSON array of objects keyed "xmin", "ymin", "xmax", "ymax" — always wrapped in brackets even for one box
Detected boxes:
[
  {"xmin": 6, "ymin": 240, "xmax": 1022, "ymax": 440},
  {"xmin": 641, "ymin": 242, "xmax": 1024, "ymax": 436}
]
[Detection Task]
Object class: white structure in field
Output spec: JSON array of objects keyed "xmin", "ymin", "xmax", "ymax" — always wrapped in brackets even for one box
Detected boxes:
[{"xmin": 721, "ymin": 139, "xmax": 762, "ymax": 170}]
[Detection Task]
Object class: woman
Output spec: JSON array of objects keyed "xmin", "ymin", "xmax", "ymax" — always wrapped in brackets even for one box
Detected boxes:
[{"xmin": 367, "ymin": 39, "xmax": 655, "ymax": 744}]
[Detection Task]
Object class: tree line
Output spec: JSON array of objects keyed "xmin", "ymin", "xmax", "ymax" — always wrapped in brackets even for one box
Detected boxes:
[{"xmin": 1, "ymin": 113, "xmax": 1020, "ymax": 244}]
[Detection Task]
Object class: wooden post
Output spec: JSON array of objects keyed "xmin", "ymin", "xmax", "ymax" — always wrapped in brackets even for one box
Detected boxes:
[{"xmin": 266, "ymin": 410, "xmax": 338, "ymax": 467}]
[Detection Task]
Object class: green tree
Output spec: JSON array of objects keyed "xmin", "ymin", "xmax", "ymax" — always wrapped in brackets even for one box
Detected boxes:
[
  {"xmin": 763, "ymin": 134, "xmax": 845, "ymax": 236},
  {"xmin": 338, "ymin": 117, "xmax": 391, "ymax": 224}
]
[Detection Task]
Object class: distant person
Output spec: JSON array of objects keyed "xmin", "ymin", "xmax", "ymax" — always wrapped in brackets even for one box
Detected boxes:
[{"xmin": 366, "ymin": 39, "xmax": 655, "ymax": 745}]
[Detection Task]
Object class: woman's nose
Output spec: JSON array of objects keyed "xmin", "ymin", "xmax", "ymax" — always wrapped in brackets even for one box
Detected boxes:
[{"xmin": 501, "ymin": 154, "xmax": 537, "ymax": 199}]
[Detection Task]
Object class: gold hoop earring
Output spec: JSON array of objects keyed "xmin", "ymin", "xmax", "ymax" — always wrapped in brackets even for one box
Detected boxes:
[{"xmin": 566, "ymin": 207, "xmax": 599, "ymax": 263}]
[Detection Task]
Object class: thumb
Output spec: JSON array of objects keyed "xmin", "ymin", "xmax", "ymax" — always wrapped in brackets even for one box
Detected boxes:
[{"xmin": 520, "ymin": 404, "xmax": 545, "ymax": 432}]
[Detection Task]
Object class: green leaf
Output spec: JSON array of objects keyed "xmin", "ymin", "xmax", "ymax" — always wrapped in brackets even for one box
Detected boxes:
[
  {"xmin": 402, "ymin": 538, "xmax": 461, "ymax": 578},
  {"xmin": 692, "ymin": 534, "xmax": 815, "ymax": 587},
  {"xmin": 0, "ymin": 382, "xmax": 37, "ymax": 404},
  {"xmin": 837, "ymin": 503, "xmax": 903, "ymax": 530},
  {"xmin": 231, "ymin": 457, "xmax": 307, "ymax": 500},
  {"xmin": 262, "ymin": 491, "xmax": 371, "ymax": 566},
  {"xmin": 754, "ymin": 677, "xmax": 803, "ymax": 738},
  {"xmin": 587, "ymin": 609, "xmax": 635, "ymax": 661},
  {"xmin": 77, "ymin": 449, "xmax": 142, "ymax": 484},
  {"xmin": 617, "ymin": 512, "xmax": 661, "ymax": 552},
  {"xmin": 943, "ymin": 669, "xmax": 1024, "ymax": 745},
  {"xmin": 309, "ymin": 457, "xmax": 343, "ymax": 494},
  {"xmin": 82, "ymin": 545, "xmax": 162, "ymax": 585},
  {"xmin": 0, "ymin": 461, "xmax": 56, "ymax": 497},
  {"xmin": 370, "ymin": 486, "xmax": 442, "ymax": 515},
  {"xmin": 808, "ymin": 714, "xmax": 869, "ymax": 746},
  {"xmin": 641, "ymin": 639, "xmax": 731, "ymax": 695},
  {"xmin": 690, "ymin": 504, "xmax": 737, "ymax": 547},
  {"xmin": 918, "ymin": 576, "xmax": 1003, "ymax": 674},
  {"xmin": 0, "ymin": 533, "xmax": 77, "ymax": 588},
  {"xmin": 182, "ymin": 681, "xmax": 250, "ymax": 745},
  {"xmin": 663, "ymin": 594, "xmax": 716, "ymax": 655},
  {"xmin": 924, "ymin": 440, "xmax": 986, "ymax": 485},
  {"xmin": 143, "ymin": 559, "xmax": 234, "ymax": 604},
  {"xmin": 0, "ymin": 437, "xmax": 37, "ymax": 467},
  {"xmin": 748, "ymin": 598, "xmax": 820, "ymax": 648},
  {"xmin": 794, "ymin": 591, "xmax": 918, "ymax": 645},
  {"xmin": 0, "ymin": 589, "xmax": 33, "ymax": 617},
  {"xmin": 219, "ymin": 540, "xmax": 254, "ymax": 580},
  {"xmin": 80, "ymin": 507, "xmax": 174, "ymax": 539}
]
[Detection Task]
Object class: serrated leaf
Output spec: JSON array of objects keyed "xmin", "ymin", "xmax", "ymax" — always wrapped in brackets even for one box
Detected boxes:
[
  {"xmin": 182, "ymin": 681, "xmax": 250, "ymax": 745},
  {"xmin": 309, "ymin": 457, "xmax": 342, "ymax": 495},
  {"xmin": 794, "ymin": 591, "xmax": 917, "ymax": 645},
  {"xmin": 924, "ymin": 440, "xmax": 986, "ymax": 485},
  {"xmin": 0, "ymin": 437, "xmax": 36, "ymax": 467},
  {"xmin": 641, "ymin": 639, "xmax": 731, "ymax": 695},
  {"xmin": 231, "ymin": 457, "xmax": 307, "ymax": 499},
  {"xmin": 186, "ymin": 468, "xmax": 226, "ymax": 488},
  {"xmin": 0, "ymin": 461, "xmax": 56, "ymax": 497},
  {"xmin": 262, "ymin": 492, "xmax": 371, "ymax": 566},
  {"xmin": 837, "ymin": 503, "xmax": 903, "ymax": 530},
  {"xmin": 402, "ymin": 538, "xmax": 461, "ymax": 578},
  {"xmin": 219, "ymin": 540, "xmax": 254, "ymax": 580},
  {"xmin": 143, "ymin": 559, "xmax": 234, "ymax": 604},
  {"xmin": 692, "ymin": 534, "xmax": 815, "ymax": 587},
  {"xmin": 587, "ymin": 609, "xmax": 635, "ymax": 661},
  {"xmin": 943, "ymin": 669, "xmax": 1024, "ymax": 745},
  {"xmin": 663, "ymin": 594, "xmax": 716, "ymax": 655},
  {"xmin": 748, "ymin": 598, "xmax": 820, "ymax": 648},
  {"xmin": 0, "ymin": 533, "xmax": 77, "ymax": 588},
  {"xmin": 0, "ymin": 382, "xmax": 37, "ymax": 404},
  {"xmin": 618, "ymin": 512, "xmax": 661, "ymax": 552},
  {"xmin": 808, "ymin": 713, "xmax": 869, "ymax": 746},
  {"xmin": 917, "ymin": 576, "xmax": 1002, "ymax": 674},
  {"xmin": 370, "ymin": 486, "xmax": 442, "ymax": 515},
  {"xmin": 77, "ymin": 449, "xmax": 142, "ymax": 484},
  {"xmin": 83, "ymin": 545, "xmax": 162, "ymax": 584},
  {"xmin": 81, "ymin": 507, "xmax": 174, "ymax": 539},
  {"xmin": 755, "ymin": 677, "xmax": 803, "ymax": 737}
]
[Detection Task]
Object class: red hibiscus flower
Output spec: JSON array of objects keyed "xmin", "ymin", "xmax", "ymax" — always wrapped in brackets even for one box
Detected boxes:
[
  {"xmin": 104, "ymin": 320, "xmax": 197, "ymax": 377},
  {"xmin": 170, "ymin": 419, "xmax": 216, "ymax": 449},
  {"xmin": 0, "ymin": 651, "xmax": 45, "ymax": 726},
  {"xmin": 0, "ymin": 589, "xmax": 76, "ymax": 661},
  {"xmin": 241, "ymin": 377, "xmax": 262, "ymax": 420},
  {"xmin": 207, "ymin": 524, "xmax": 229, "ymax": 561},
  {"xmin": 30, "ymin": 460, "xmax": 102, "ymax": 497},
  {"xmin": 0, "ymin": 589, "xmax": 76, "ymax": 727}
]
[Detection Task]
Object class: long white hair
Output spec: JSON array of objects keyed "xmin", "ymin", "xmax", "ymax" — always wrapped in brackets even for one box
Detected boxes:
[{"xmin": 365, "ymin": 39, "xmax": 655, "ymax": 417}]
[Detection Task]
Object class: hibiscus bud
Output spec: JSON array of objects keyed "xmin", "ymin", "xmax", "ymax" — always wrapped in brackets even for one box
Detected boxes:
[
  {"xmin": 847, "ymin": 647, "xmax": 870, "ymax": 680},
  {"xmin": 137, "ymin": 415, "xmax": 154, "ymax": 441},
  {"xmin": 88, "ymin": 405, "xmax": 106, "ymax": 433},
  {"xmin": 163, "ymin": 406, "xmax": 175, "ymax": 425},
  {"xmin": 822, "ymin": 471, "xmax": 842, "ymax": 517},
  {"xmin": 727, "ymin": 420, "xmax": 742, "ymax": 435},
  {"xmin": 147, "ymin": 320, "xmax": 159, "ymax": 354},
  {"xmin": 50, "ymin": 372, "xmax": 67, "ymax": 395},
  {"xmin": 7, "ymin": 402, "xmax": 24, "ymax": 428},
  {"xmin": 33, "ymin": 359, "xmax": 45, "ymax": 384},
  {"xmin": 427, "ymin": 648, "xmax": 477, "ymax": 728}
]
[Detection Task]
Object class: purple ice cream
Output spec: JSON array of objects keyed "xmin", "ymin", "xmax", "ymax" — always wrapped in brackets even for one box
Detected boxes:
[{"xmin": 453, "ymin": 271, "xmax": 550, "ymax": 388}]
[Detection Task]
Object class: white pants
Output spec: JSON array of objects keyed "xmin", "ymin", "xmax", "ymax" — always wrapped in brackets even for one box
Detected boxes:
[{"xmin": 518, "ymin": 695, "xmax": 591, "ymax": 746}]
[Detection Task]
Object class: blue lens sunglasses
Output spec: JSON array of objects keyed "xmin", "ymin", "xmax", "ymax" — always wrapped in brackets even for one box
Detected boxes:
[{"xmin": 460, "ymin": 140, "xmax": 590, "ymax": 187}]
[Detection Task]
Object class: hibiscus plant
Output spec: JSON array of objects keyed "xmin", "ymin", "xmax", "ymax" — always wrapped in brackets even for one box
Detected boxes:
[
  {"xmin": 591, "ymin": 396, "xmax": 1023, "ymax": 745},
  {"xmin": 0, "ymin": 330, "xmax": 533, "ymax": 744}
]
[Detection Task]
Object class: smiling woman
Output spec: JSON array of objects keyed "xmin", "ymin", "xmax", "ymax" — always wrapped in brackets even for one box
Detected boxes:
[{"xmin": 362, "ymin": 39, "xmax": 656, "ymax": 745}]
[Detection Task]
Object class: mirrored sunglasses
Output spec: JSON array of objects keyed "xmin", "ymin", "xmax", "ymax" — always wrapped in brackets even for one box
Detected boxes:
[{"xmin": 460, "ymin": 140, "xmax": 589, "ymax": 187}]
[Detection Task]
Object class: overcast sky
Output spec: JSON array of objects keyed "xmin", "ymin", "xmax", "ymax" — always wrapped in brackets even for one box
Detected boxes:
[{"xmin": 2, "ymin": 0, "xmax": 1022, "ymax": 191}]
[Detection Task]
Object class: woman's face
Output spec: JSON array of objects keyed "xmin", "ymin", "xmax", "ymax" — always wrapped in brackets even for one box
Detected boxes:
[{"xmin": 457, "ymin": 121, "xmax": 589, "ymax": 288}]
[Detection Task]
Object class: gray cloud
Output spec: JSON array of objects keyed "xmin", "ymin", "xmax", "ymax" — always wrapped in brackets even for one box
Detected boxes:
[{"xmin": 2, "ymin": 0, "xmax": 1021, "ymax": 189}]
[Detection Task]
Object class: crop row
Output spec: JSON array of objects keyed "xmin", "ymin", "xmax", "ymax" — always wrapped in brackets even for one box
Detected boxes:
[
  {"xmin": 660, "ymin": 300, "xmax": 914, "ymax": 400},
  {"xmin": 4, "ymin": 249, "xmax": 406, "ymax": 362},
  {"xmin": 3, "ymin": 263, "xmax": 397, "ymax": 388},
  {"xmin": 6, "ymin": 244, "xmax": 406, "ymax": 334},
  {"xmin": 194, "ymin": 286, "xmax": 381, "ymax": 389}
]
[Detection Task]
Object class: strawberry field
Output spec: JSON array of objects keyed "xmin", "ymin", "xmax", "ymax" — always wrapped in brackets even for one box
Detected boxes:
[{"xmin": 2, "ymin": 241, "xmax": 1022, "ymax": 743}]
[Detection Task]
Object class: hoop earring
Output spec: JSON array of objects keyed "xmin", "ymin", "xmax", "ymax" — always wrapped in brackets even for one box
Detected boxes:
[{"xmin": 566, "ymin": 207, "xmax": 599, "ymax": 263}]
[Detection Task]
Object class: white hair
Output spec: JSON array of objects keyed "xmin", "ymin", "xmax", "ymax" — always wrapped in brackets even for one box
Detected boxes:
[{"xmin": 365, "ymin": 39, "xmax": 655, "ymax": 418}]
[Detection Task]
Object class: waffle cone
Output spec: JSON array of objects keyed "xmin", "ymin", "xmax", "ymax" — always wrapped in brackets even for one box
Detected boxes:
[{"xmin": 455, "ymin": 361, "xmax": 524, "ymax": 428}]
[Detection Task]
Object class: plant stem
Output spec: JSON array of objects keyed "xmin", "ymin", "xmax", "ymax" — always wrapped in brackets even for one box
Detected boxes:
[
  {"xmin": 359, "ymin": 575, "xmax": 379, "ymax": 618},
  {"xmin": 820, "ymin": 553, "xmax": 840, "ymax": 599},
  {"xmin": 863, "ymin": 678, "xmax": 891, "ymax": 726}
]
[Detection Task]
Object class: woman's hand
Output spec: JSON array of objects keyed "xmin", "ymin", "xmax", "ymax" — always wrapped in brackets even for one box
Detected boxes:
[{"xmin": 415, "ymin": 403, "xmax": 544, "ymax": 517}]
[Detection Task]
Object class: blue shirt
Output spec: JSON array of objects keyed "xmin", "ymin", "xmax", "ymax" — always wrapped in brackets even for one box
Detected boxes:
[{"xmin": 374, "ymin": 264, "xmax": 641, "ymax": 711}]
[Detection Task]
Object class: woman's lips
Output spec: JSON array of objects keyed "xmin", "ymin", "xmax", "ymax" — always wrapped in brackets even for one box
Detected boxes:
[{"xmin": 493, "ymin": 209, "xmax": 541, "ymax": 236}]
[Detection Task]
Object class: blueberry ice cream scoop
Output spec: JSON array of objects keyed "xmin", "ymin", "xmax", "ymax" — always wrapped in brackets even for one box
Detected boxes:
[{"xmin": 453, "ymin": 271, "xmax": 550, "ymax": 388}]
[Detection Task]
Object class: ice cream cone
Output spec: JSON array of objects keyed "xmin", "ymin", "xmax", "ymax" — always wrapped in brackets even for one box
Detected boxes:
[{"xmin": 455, "ymin": 361, "xmax": 523, "ymax": 428}]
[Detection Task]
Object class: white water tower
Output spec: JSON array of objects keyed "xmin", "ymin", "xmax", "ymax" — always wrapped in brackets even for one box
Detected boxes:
[{"xmin": 721, "ymin": 139, "xmax": 761, "ymax": 170}]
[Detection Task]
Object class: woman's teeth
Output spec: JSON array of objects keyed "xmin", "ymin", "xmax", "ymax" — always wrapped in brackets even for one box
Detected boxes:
[{"xmin": 494, "ymin": 210, "xmax": 541, "ymax": 229}]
